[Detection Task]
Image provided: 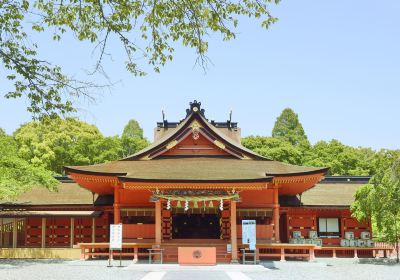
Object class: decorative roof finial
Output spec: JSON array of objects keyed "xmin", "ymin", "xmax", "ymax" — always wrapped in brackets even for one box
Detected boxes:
[{"xmin": 187, "ymin": 100, "xmax": 205, "ymax": 116}]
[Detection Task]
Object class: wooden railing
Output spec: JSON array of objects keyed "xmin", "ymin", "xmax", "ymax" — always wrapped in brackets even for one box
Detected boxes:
[
  {"xmin": 239, "ymin": 243, "xmax": 319, "ymax": 261},
  {"xmin": 78, "ymin": 242, "xmax": 155, "ymax": 261}
]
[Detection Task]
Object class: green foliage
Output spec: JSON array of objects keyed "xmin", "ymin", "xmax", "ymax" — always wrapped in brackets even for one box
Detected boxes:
[
  {"xmin": 242, "ymin": 136, "xmax": 304, "ymax": 165},
  {"xmin": 12, "ymin": 118, "xmax": 151, "ymax": 174},
  {"xmin": 0, "ymin": 0, "xmax": 96, "ymax": 118},
  {"xmin": 1, "ymin": 0, "xmax": 279, "ymax": 118},
  {"xmin": 122, "ymin": 119, "xmax": 144, "ymax": 139},
  {"xmin": 0, "ymin": 128, "xmax": 58, "ymax": 200},
  {"xmin": 121, "ymin": 137, "xmax": 150, "ymax": 158},
  {"xmin": 351, "ymin": 157, "xmax": 400, "ymax": 262},
  {"xmin": 302, "ymin": 140, "xmax": 376, "ymax": 175},
  {"xmin": 272, "ymin": 108, "xmax": 310, "ymax": 147},
  {"xmin": 121, "ymin": 119, "xmax": 149, "ymax": 157},
  {"xmin": 14, "ymin": 118, "xmax": 103, "ymax": 174}
]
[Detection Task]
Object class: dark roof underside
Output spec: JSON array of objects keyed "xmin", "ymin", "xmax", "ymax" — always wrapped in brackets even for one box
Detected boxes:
[{"xmin": 0, "ymin": 179, "xmax": 365, "ymax": 207}]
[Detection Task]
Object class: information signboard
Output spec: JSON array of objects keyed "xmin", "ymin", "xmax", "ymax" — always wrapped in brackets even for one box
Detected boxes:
[
  {"xmin": 242, "ymin": 220, "xmax": 256, "ymax": 250},
  {"xmin": 109, "ymin": 224, "xmax": 122, "ymax": 250}
]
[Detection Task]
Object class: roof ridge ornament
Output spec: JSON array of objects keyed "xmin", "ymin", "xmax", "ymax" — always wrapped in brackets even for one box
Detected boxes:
[{"xmin": 186, "ymin": 100, "xmax": 205, "ymax": 117}]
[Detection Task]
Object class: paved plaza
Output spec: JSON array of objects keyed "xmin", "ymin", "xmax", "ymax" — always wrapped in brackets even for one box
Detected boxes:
[{"xmin": 0, "ymin": 259, "xmax": 399, "ymax": 280}]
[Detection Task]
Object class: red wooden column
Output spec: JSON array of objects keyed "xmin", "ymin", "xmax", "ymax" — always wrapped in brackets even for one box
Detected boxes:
[
  {"xmin": 155, "ymin": 200, "xmax": 162, "ymax": 245},
  {"xmin": 273, "ymin": 187, "xmax": 280, "ymax": 242},
  {"xmin": 230, "ymin": 200, "xmax": 238, "ymax": 263},
  {"xmin": 113, "ymin": 184, "xmax": 121, "ymax": 224}
]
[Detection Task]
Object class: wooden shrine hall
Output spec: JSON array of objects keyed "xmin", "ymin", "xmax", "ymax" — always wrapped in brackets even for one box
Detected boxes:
[{"xmin": 0, "ymin": 101, "xmax": 390, "ymax": 262}]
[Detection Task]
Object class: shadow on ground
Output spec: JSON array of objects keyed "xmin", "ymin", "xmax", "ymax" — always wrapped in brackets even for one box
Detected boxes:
[{"xmin": 0, "ymin": 259, "xmax": 67, "ymax": 270}]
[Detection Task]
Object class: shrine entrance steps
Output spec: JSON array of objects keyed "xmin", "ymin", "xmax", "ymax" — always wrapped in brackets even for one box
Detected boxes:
[{"xmin": 161, "ymin": 239, "xmax": 231, "ymax": 263}]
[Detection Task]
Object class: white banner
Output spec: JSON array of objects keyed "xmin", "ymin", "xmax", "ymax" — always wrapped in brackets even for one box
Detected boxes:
[
  {"xmin": 109, "ymin": 224, "xmax": 122, "ymax": 249},
  {"xmin": 242, "ymin": 220, "xmax": 256, "ymax": 250}
]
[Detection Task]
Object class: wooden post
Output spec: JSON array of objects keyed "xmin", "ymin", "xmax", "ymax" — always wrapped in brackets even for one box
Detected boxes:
[
  {"xmin": 230, "ymin": 200, "xmax": 238, "ymax": 263},
  {"xmin": 133, "ymin": 247, "xmax": 138, "ymax": 263},
  {"xmin": 114, "ymin": 185, "xmax": 121, "ymax": 224},
  {"xmin": 341, "ymin": 218, "xmax": 346, "ymax": 239},
  {"xmin": 92, "ymin": 218, "xmax": 96, "ymax": 243},
  {"xmin": 0, "ymin": 218, "xmax": 3, "ymax": 247},
  {"xmin": 273, "ymin": 187, "xmax": 280, "ymax": 242},
  {"xmin": 41, "ymin": 218, "xmax": 46, "ymax": 248},
  {"xmin": 280, "ymin": 248, "xmax": 286, "ymax": 261},
  {"xmin": 12, "ymin": 218, "xmax": 17, "ymax": 248},
  {"xmin": 70, "ymin": 218, "xmax": 75, "ymax": 248},
  {"xmin": 155, "ymin": 200, "xmax": 162, "ymax": 244},
  {"xmin": 309, "ymin": 248, "xmax": 315, "ymax": 262}
]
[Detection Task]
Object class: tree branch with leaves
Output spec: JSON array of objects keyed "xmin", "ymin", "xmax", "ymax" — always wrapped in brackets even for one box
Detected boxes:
[{"xmin": 1, "ymin": 0, "xmax": 279, "ymax": 118}]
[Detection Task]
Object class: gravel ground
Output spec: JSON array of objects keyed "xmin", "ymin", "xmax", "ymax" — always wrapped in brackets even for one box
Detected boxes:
[{"xmin": 0, "ymin": 258, "xmax": 399, "ymax": 280}]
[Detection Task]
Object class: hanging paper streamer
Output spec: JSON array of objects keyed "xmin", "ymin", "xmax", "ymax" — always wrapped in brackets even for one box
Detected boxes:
[
  {"xmin": 166, "ymin": 199, "xmax": 171, "ymax": 210},
  {"xmin": 219, "ymin": 199, "xmax": 224, "ymax": 211},
  {"xmin": 184, "ymin": 200, "xmax": 189, "ymax": 211}
]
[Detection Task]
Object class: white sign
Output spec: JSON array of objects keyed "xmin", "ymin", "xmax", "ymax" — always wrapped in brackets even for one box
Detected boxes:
[
  {"xmin": 110, "ymin": 224, "xmax": 122, "ymax": 249},
  {"xmin": 242, "ymin": 220, "xmax": 256, "ymax": 250},
  {"xmin": 226, "ymin": 244, "xmax": 232, "ymax": 253}
]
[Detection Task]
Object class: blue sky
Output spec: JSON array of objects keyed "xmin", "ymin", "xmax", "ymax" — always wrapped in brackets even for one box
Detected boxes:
[{"xmin": 1, "ymin": 1, "xmax": 399, "ymax": 149}]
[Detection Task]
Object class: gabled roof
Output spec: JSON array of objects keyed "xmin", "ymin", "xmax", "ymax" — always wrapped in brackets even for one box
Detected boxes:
[
  {"xmin": 65, "ymin": 101, "xmax": 328, "ymax": 194},
  {"xmin": 122, "ymin": 102, "xmax": 266, "ymax": 160}
]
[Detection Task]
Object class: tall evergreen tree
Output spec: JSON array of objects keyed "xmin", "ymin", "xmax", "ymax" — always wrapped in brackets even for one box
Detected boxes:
[
  {"xmin": 122, "ymin": 119, "xmax": 144, "ymax": 139},
  {"xmin": 272, "ymin": 108, "xmax": 310, "ymax": 147},
  {"xmin": 121, "ymin": 119, "xmax": 149, "ymax": 157}
]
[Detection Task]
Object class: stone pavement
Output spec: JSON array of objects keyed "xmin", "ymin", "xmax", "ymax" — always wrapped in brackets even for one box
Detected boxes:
[{"xmin": 0, "ymin": 259, "xmax": 399, "ymax": 280}]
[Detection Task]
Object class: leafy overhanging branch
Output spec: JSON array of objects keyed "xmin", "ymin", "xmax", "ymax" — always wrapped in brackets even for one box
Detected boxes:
[{"xmin": 1, "ymin": 0, "xmax": 279, "ymax": 118}]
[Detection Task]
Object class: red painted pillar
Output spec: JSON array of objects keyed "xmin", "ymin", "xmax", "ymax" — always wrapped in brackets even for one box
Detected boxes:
[
  {"xmin": 113, "ymin": 185, "xmax": 121, "ymax": 224},
  {"xmin": 273, "ymin": 187, "xmax": 280, "ymax": 243},
  {"xmin": 155, "ymin": 200, "xmax": 162, "ymax": 245},
  {"xmin": 230, "ymin": 200, "xmax": 238, "ymax": 263}
]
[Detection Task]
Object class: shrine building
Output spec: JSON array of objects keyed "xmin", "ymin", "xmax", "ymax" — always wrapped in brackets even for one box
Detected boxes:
[{"xmin": 0, "ymin": 101, "xmax": 380, "ymax": 262}]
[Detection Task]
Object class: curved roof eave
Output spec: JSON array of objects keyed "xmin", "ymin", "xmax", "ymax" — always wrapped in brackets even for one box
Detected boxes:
[
  {"xmin": 117, "ymin": 176, "xmax": 274, "ymax": 184},
  {"xmin": 267, "ymin": 167, "xmax": 330, "ymax": 177},
  {"xmin": 64, "ymin": 166, "xmax": 127, "ymax": 177}
]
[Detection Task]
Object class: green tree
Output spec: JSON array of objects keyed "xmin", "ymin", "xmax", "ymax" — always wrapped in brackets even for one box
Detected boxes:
[
  {"xmin": 242, "ymin": 136, "xmax": 304, "ymax": 165},
  {"xmin": 121, "ymin": 137, "xmax": 150, "ymax": 157},
  {"xmin": 1, "ymin": 0, "xmax": 279, "ymax": 118},
  {"xmin": 303, "ymin": 140, "xmax": 375, "ymax": 176},
  {"xmin": 122, "ymin": 119, "xmax": 144, "ymax": 139},
  {"xmin": 351, "ymin": 157, "xmax": 400, "ymax": 262},
  {"xmin": 13, "ymin": 118, "xmax": 122, "ymax": 174},
  {"xmin": 121, "ymin": 119, "xmax": 149, "ymax": 157},
  {"xmin": 272, "ymin": 108, "xmax": 310, "ymax": 147},
  {"xmin": 0, "ymin": 128, "xmax": 58, "ymax": 200}
]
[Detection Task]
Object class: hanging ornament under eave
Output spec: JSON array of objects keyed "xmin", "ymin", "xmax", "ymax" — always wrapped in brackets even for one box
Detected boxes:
[
  {"xmin": 193, "ymin": 201, "xmax": 198, "ymax": 208},
  {"xmin": 166, "ymin": 199, "xmax": 171, "ymax": 210},
  {"xmin": 219, "ymin": 199, "xmax": 224, "ymax": 211},
  {"xmin": 184, "ymin": 200, "xmax": 189, "ymax": 211},
  {"xmin": 176, "ymin": 200, "xmax": 182, "ymax": 208},
  {"xmin": 208, "ymin": 201, "xmax": 214, "ymax": 208}
]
